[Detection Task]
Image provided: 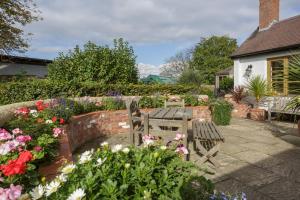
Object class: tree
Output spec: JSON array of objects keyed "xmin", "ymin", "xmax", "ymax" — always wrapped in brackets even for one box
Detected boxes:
[
  {"xmin": 160, "ymin": 48, "xmax": 192, "ymax": 79},
  {"xmin": 48, "ymin": 39, "xmax": 139, "ymax": 84},
  {"xmin": 0, "ymin": 0, "xmax": 41, "ymax": 54},
  {"xmin": 178, "ymin": 69, "xmax": 202, "ymax": 86},
  {"xmin": 190, "ymin": 36, "xmax": 237, "ymax": 84}
]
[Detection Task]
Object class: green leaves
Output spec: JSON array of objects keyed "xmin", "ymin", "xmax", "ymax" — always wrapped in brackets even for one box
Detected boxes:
[
  {"xmin": 48, "ymin": 39, "xmax": 138, "ymax": 85},
  {"xmin": 246, "ymin": 75, "xmax": 268, "ymax": 104},
  {"xmin": 190, "ymin": 36, "xmax": 237, "ymax": 84}
]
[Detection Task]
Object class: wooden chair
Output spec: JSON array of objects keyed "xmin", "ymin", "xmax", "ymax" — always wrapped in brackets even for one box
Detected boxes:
[
  {"xmin": 164, "ymin": 99, "xmax": 185, "ymax": 108},
  {"xmin": 126, "ymin": 99, "xmax": 147, "ymax": 146},
  {"xmin": 192, "ymin": 121, "xmax": 224, "ymax": 167}
]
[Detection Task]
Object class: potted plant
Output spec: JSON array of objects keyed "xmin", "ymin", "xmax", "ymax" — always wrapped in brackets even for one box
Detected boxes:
[
  {"xmin": 246, "ymin": 76, "xmax": 268, "ymax": 121},
  {"xmin": 285, "ymin": 96, "xmax": 300, "ymax": 135}
]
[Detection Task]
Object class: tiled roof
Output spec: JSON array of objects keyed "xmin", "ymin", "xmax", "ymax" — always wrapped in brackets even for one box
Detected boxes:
[{"xmin": 231, "ymin": 15, "xmax": 300, "ymax": 58}]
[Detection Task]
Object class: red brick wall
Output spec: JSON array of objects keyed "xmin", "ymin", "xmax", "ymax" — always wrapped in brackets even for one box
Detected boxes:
[{"xmin": 259, "ymin": 0, "xmax": 279, "ymax": 30}]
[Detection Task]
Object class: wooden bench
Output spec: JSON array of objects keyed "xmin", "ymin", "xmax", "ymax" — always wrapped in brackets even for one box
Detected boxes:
[
  {"xmin": 192, "ymin": 121, "xmax": 224, "ymax": 167},
  {"xmin": 268, "ymin": 96, "xmax": 300, "ymax": 121}
]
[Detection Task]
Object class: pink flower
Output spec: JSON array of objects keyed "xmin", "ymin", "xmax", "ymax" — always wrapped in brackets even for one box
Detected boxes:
[
  {"xmin": 34, "ymin": 146, "xmax": 43, "ymax": 152},
  {"xmin": 175, "ymin": 145, "xmax": 189, "ymax": 155},
  {"xmin": 0, "ymin": 184, "xmax": 22, "ymax": 200},
  {"xmin": 0, "ymin": 140, "xmax": 20, "ymax": 155},
  {"xmin": 0, "ymin": 129, "xmax": 12, "ymax": 141},
  {"xmin": 142, "ymin": 135, "xmax": 155, "ymax": 146},
  {"xmin": 12, "ymin": 128, "xmax": 23, "ymax": 135},
  {"xmin": 53, "ymin": 128, "xmax": 63, "ymax": 138},
  {"xmin": 15, "ymin": 135, "xmax": 32, "ymax": 144},
  {"xmin": 174, "ymin": 133, "xmax": 185, "ymax": 141}
]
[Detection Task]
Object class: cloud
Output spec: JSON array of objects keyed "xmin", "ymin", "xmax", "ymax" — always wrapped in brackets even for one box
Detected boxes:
[
  {"xmin": 24, "ymin": 0, "xmax": 300, "ymax": 60},
  {"xmin": 138, "ymin": 63, "xmax": 162, "ymax": 78}
]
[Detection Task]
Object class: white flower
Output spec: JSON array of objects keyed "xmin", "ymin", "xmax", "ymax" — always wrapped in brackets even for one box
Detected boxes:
[
  {"xmin": 30, "ymin": 185, "xmax": 44, "ymax": 200},
  {"xmin": 125, "ymin": 163, "xmax": 130, "ymax": 168},
  {"xmin": 45, "ymin": 180, "xmax": 61, "ymax": 196},
  {"xmin": 79, "ymin": 149, "xmax": 94, "ymax": 164},
  {"xmin": 100, "ymin": 141, "xmax": 109, "ymax": 147},
  {"xmin": 61, "ymin": 164, "xmax": 76, "ymax": 174},
  {"xmin": 160, "ymin": 146, "xmax": 167, "ymax": 150},
  {"xmin": 143, "ymin": 139, "xmax": 154, "ymax": 146},
  {"xmin": 122, "ymin": 147, "xmax": 130, "ymax": 154},
  {"xmin": 67, "ymin": 188, "xmax": 86, "ymax": 200},
  {"xmin": 96, "ymin": 157, "xmax": 107, "ymax": 166},
  {"xmin": 57, "ymin": 173, "xmax": 67, "ymax": 183},
  {"xmin": 30, "ymin": 109, "xmax": 38, "ymax": 117},
  {"xmin": 45, "ymin": 120, "xmax": 53, "ymax": 124},
  {"xmin": 112, "ymin": 144, "xmax": 123, "ymax": 153}
]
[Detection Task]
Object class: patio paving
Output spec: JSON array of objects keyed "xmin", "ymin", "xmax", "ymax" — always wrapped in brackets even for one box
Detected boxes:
[{"xmin": 76, "ymin": 118, "xmax": 300, "ymax": 200}]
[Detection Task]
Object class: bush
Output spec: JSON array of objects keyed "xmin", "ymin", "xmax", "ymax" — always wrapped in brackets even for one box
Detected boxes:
[
  {"xmin": 210, "ymin": 100, "xmax": 233, "ymax": 125},
  {"xmin": 37, "ymin": 144, "xmax": 206, "ymax": 199},
  {"xmin": 219, "ymin": 77, "xmax": 234, "ymax": 92},
  {"xmin": 138, "ymin": 96, "xmax": 165, "ymax": 108},
  {"xmin": 102, "ymin": 97, "xmax": 126, "ymax": 110},
  {"xmin": 0, "ymin": 80, "xmax": 213, "ymax": 105},
  {"xmin": 182, "ymin": 94, "xmax": 199, "ymax": 106},
  {"xmin": 48, "ymin": 39, "xmax": 138, "ymax": 84}
]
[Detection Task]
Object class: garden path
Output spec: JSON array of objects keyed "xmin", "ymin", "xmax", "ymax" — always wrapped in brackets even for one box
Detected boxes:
[{"xmin": 75, "ymin": 118, "xmax": 300, "ymax": 200}]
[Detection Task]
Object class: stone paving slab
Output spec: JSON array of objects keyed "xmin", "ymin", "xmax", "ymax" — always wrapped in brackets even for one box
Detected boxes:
[{"xmin": 76, "ymin": 117, "xmax": 300, "ymax": 199}]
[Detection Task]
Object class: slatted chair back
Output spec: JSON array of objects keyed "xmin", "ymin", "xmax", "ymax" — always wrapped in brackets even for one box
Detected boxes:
[
  {"xmin": 126, "ymin": 99, "xmax": 142, "ymax": 144},
  {"xmin": 164, "ymin": 99, "xmax": 185, "ymax": 108}
]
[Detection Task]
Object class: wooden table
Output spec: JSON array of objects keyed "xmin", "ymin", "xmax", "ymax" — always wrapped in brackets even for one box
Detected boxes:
[{"xmin": 145, "ymin": 108, "xmax": 193, "ymax": 146}]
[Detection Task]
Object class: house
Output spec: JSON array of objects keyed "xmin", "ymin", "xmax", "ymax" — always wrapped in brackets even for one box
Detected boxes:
[
  {"xmin": 215, "ymin": 67, "xmax": 234, "ymax": 90},
  {"xmin": 232, "ymin": 0, "xmax": 300, "ymax": 96},
  {"xmin": 0, "ymin": 54, "xmax": 52, "ymax": 80}
]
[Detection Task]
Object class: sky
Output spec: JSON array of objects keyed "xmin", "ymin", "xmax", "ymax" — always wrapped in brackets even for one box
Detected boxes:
[{"xmin": 23, "ymin": 0, "xmax": 300, "ymax": 77}]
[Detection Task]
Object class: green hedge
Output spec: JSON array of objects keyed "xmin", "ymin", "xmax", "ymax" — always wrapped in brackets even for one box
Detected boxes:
[{"xmin": 0, "ymin": 80, "xmax": 213, "ymax": 105}]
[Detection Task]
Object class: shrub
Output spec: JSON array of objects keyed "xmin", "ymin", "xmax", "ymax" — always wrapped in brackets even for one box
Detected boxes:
[
  {"xmin": 0, "ymin": 80, "xmax": 213, "ymax": 105},
  {"xmin": 231, "ymin": 86, "xmax": 245, "ymax": 104},
  {"xmin": 182, "ymin": 94, "xmax": 199, "ymax": 106},
  {"xmin": 219, "ymin": 77, "xmax": 234, "ymax": 92},
  {"xmin": 210, "ymin": 100, "xmax": 233, "ymax": 125},
  {"xmin": 138, "ymin": 96, "xmax": 165, "ymax": 108},
  {"xmin": 35, "ymin": 144, "xmax": 205, "ymax": 199},
  {"xmin": 48, "ymin": 39, "xmax": 138, "ymax": 84},
  {"xmin": 102, "ymin": 97, "xmax": 126, "ymax": 110}
]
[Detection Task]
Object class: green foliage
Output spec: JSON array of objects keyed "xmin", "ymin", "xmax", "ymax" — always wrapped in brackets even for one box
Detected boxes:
[
  {"xmin": 182, "ymin": 94, "xmax": 199, "ymax": 106},
  {"xmin": 42, "ymin": 145, "xmax": 207, "ymax": 200},
  {"xmin": 285, "ymin": 96, "xmax": 300, "ymax": 113},
  {"xmin": 102, "ymin": 97, "xmax": 126, "ymax": 110},
  {"xmin": 219, "ymin": 77, "xmax": 234, "ymax": 92},
  {"xmin": 48, "ymin": 39, "xmax": 138, "ymax": 84},
  {"xmin": 210, "ymin": 100, "xmax": 233, "ymax": 125},
  {"xmin": 180, "ymin": 176, "xmax": 214, "ymax": 200},
  {"xmin": 190, "ymin": 36, "xmax": 237, "ymax": 84},
  {"xmin": 246, "ymin": 76, "xmax": 268, "ymax": 104},
  {"xmin": 138, "ymin": 96, "xmax": 165, "ymax": 108},
  {"xmin": 179, "ymin": 69, "xmax": 202, "ymax": 86},
  {"xmin": 0, "ymin": 80, "xmax": 214, "ymax": 105}
]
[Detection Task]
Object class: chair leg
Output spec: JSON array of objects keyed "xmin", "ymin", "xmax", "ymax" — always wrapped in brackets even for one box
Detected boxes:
[{"xmin": 195, "ymin": 140, "xmax": 221, "ymax": 167}]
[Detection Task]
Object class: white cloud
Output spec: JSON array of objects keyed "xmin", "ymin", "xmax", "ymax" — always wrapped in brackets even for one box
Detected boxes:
[{"xmin": 138, "ymin": 63, "xmax": 162, "ymax": 78}]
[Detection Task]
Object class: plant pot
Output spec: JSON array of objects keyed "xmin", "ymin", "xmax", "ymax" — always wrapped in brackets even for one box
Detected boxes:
[{"xmin": 249, "ymin": 108, "xmax": 266, "ymax": 121}]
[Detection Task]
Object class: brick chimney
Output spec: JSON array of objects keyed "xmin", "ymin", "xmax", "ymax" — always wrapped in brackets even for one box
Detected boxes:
[{"xmin": 259, "ymin": 0, "xmax": 280, "ymax": 30}]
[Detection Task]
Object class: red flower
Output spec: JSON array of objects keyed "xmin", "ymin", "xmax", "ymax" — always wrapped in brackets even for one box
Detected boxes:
[
  {"xmin": 0, "ymin": 151, "xmax": 32, "ymax": 176},
  {"xmin": 17, "ymin": 151, "xmax": 33, "ymax": 164},
  {"xmin": 52, "ymin": 116, "xmax": 57, "ymax": 123},
  {"xmin": 35, "ymin": 100, "xmax": 49, "ymax": 111},
  {"xmin": 59, "ymin": 118, "xmax": 65, "ymax": 124},
  {"xmin": 0, "ymin": 160, "xmax": 26, "ymax": 176}
]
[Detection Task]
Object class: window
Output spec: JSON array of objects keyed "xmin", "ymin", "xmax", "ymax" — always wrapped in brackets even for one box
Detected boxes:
[{"xmin": 268, "ymin": 56, "xmax": 300, "ymax": 95}]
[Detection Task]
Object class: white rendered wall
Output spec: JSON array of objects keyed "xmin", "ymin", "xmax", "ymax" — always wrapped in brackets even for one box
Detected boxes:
[{"xmin": 233, "ymin": 50, "xmax": 300, "ymax": 87}]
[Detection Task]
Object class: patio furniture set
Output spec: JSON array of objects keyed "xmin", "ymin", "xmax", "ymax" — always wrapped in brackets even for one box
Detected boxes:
[{"xmin": 126, "ymin": 99, "xmax": 225, "ymax": 167}]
